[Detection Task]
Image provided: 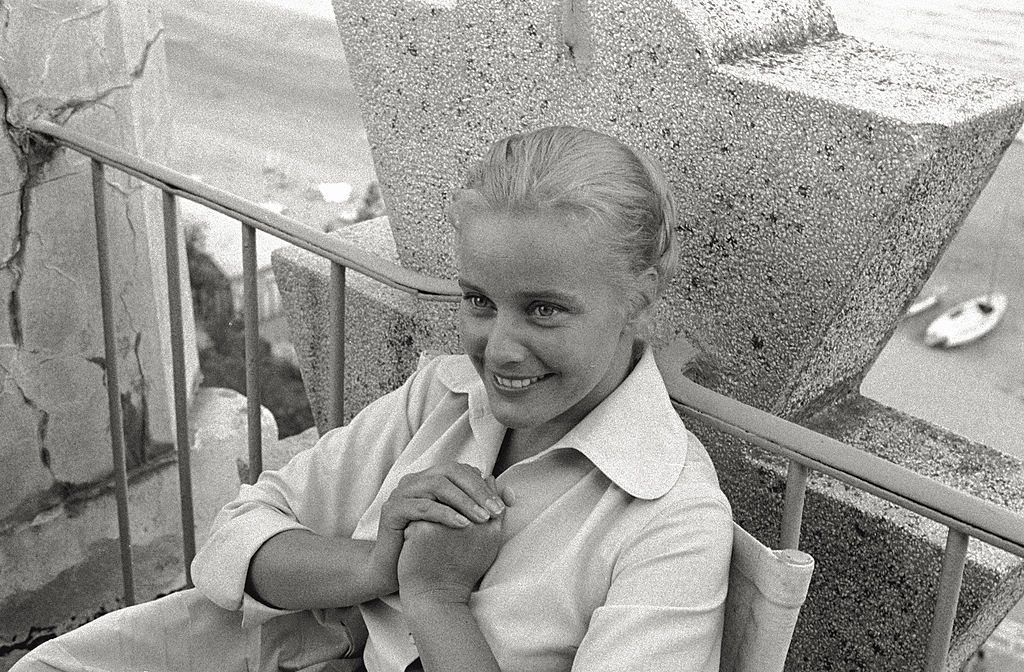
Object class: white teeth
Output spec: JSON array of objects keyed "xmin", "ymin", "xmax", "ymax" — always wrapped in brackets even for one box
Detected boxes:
[{"xmin": 494, "ymin": 374, "xmax": 543, "ymax": 389}]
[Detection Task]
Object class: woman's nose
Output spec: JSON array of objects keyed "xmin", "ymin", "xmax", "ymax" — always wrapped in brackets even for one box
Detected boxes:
[{"xmin": 484, "ymin": 313, "xmax": 527, "ymax": 364}]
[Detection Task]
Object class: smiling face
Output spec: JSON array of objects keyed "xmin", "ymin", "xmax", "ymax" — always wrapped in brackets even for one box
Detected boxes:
[{"xmin": 457, "ymin": 209, "xmax": 639, "ymax": 447}]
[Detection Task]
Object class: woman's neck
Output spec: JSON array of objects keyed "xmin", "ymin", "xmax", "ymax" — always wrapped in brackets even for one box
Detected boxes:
[{"xmin": 492, "ymin": 426, "xmax": 562, "ymax": 477}]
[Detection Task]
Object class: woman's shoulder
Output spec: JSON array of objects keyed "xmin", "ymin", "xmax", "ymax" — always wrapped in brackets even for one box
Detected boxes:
[{"xmin": 622, "ymin": 427, "xmax": 731, "ymax": 532}]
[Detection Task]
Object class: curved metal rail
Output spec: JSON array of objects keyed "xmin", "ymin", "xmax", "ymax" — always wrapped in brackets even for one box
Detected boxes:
[
  {"xmin": 667, "ymin": 376, "xmax": 1024, "ymax": 558},
  {"xmin": 26, "ymin": 119, "xmax": 461, "ymax": 302},
  {"xmin": 24, "ymin": 118, "xmax": 1024, "ymax": 672}
]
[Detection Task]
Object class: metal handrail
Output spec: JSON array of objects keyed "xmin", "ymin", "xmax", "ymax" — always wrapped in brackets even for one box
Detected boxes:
[
  {"xmin": 26, "ymin": 119, "xmax": 461, "ymax": 302},
  {"xmin": 23, "ymin": 118, "xmax": 1024, "ymax": 672},
  {"xmin": 667, "ymin": 377, "xmax": 1024, "ymax": 558},
  {"xmin": 36, "ymin": 114, "xmax": 1024, "ymax": 557}
]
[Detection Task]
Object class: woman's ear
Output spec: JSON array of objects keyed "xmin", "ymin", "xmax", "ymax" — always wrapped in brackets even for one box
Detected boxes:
[
  {"xmin": 637, "ymin": 267, "xmax": 660, "ymax": 310},
  {"xmin": 624, "ymin": 267, "xmax": 661, "ymax": 336}
]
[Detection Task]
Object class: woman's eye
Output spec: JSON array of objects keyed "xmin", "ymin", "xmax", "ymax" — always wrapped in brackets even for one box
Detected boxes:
[
  {"xmin": 531, "ymin": 304, "xmax": 560, "ymax": 318},
  {"xmin": 464, "ymin": 295, "xmax": 492, "ymax": 310}
]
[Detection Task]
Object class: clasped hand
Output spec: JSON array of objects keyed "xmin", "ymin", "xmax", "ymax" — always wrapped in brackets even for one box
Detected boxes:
[{"xmin": 372, "ymin": 462, "xmax": 513, "ymax": 603}]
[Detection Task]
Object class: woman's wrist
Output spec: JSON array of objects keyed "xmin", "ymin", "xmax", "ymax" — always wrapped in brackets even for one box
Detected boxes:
[
  {"xmin": 400, "ymin": 584, "xmax": 473, "ymax": 614},
  {"xmin": 401, "ymin": 596, "xmax": 501, "ymax": 672},
  {"xmin": 363, "ymin": 551, "xmax": 399, "ymax": 597}
]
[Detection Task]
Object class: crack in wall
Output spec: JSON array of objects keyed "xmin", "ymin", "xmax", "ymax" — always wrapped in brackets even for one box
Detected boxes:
[
  {"xmin": 4, "ymin": 362, "xmax": 57, "ymax": 485},
  {"xmin": 40, "ymin": 27, "xmax": 164, "ymax": 126},
  {"xmin": 4, "ymin": 174, "xmax": 29, "ymax": 346},
  {"xmin": 105, "ymin": 176, "xmax": 156, "ymax": 467},
  {"xmin": 37, "ymin": 1, "xmax": 114, "ymax": 88},
  {"xmin": 0, "ymin": 82, "xmax": 35, "ymax": 349},
  {"xmin": 0, "ymin": 625, "xmax": 58, "ymax": 657},
  {"xmin": 112, "ymin": 183, "xmax": 149, "ymax": 450},
  {"xmin": 106, "ymin": 175, "xmax": 142, "ymax": 241}
]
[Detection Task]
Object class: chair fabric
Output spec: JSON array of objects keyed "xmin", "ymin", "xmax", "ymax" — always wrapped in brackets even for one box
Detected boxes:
[{"xmin": 720, "ymin": 524, "xmax": 815, "ymax": 672}]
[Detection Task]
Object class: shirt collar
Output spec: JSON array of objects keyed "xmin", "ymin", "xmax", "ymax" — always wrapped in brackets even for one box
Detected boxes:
[{"xmin": 432, "ymin": 347, "xmax": 688, "ymax": 500}]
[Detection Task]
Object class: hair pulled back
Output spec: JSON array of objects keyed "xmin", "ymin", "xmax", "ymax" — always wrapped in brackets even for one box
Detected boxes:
[{"xmin": 450, "ymin": 126, "xmax": 679, "ymax": 314}]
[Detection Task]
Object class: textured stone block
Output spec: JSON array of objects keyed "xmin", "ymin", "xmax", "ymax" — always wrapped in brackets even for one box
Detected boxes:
[
  {"xmin": 272, "ymin": 218, "xmax": 458, "ymax": 433},
  {"xmin": 701, "ymin": 395, "xmax": 1024, "ymax": 669},
  {"xmin": 325, "ymin": 1, "xmax": 1024, "ymax": 669},
  {"xmin": 333, "ymin": 0, "xmax": 1024, "ymax": 415}
]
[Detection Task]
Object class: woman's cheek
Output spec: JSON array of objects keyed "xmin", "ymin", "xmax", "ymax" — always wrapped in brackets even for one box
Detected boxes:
[{"xmin": 458, "ymin": 312, "xmax": 489, "ymax": 352}]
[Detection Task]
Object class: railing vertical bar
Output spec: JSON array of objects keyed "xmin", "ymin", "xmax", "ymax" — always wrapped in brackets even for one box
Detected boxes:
[
  {"xmin": 780, "ymin": 460, "xmax": 809, "ymax": 549},
  {"xmin": 242, "ymin": 224, "xmax": 262, "ymax": 483},
  {"xmin": 91, "ymin": 160, "xmax": 136, "ymax": 606},
  {"xmin": 328, "ymin": 263, "xmax": 346, "ymax": 429},
  {"xmin": 161, "ymin": 191, "xmax": 196, "ymax": 585},
  {"xmin": 923, "ymin": 528, "xmax": 970, "ymax": 672}
]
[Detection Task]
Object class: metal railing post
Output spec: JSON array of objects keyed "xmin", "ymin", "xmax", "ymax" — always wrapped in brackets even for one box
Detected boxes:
[
  {"xmin": 328, "ymin": 263, "xmax": 346, "ymax": 429},
  {"xmin": 923, "ymin": 528, "xmax": 970, "ymax": 672},
  {"xmin": 161, "ymin": 191, "xmax": 196, "ymax": 584},
  {"xmin": 781, "ymin": 461, "xmax": 809, "ymax": 549},
  {"xmin": 242, "ymin": 224, "xmax": 263, "ymax": 483},
  {"xmin": 91, "ymin": 160, "xmax": 136, "ymax": 606}
]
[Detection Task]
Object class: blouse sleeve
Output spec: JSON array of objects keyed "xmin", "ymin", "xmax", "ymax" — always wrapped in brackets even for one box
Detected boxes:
[
  {"xmin": 190, "ymin": 358, "xmax": 448, "ymax": 627},
  {"xmin": 571, "ymin": 489, "xmax": 733, "ymax": 672}
]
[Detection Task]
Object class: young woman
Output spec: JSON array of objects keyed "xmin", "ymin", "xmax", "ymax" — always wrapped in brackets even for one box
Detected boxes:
[{"xmin": 14, "ymin": 126, "xmax": 732, "ymax": 672}]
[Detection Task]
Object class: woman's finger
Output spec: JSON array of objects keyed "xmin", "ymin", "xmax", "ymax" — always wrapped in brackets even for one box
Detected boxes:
[
  {"xmin": 394, "ymin": 472, "xmax": 489, "ymax": 522},
  {"xmin": 383, "ymin": 496, "xmax": 473, "ymax": 530},
  {"xmin": 445, "ymin": 464, "xmax": 505, "ymax": 516},
  {"xmin": 396, "ymin": 464, "xmax": 503, "ymax": 518}
]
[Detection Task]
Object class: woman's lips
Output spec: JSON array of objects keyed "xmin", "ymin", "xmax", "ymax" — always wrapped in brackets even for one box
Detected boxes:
[{"xmin": 492, "ymin": 372, "xmax": 550, "ymax": 390}]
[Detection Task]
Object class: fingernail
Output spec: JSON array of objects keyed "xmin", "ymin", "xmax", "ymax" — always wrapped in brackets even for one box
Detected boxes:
[
  {"xmin": 486, "ymin": 498, "xmax": 505, "ymax": 515},
  {"xmin": 453, "ymin": 514, "xmax": 472, "ymax": 527},
  {"xmin": 471, "ymin": 505, "xmax": 489, "ymax": 521}
]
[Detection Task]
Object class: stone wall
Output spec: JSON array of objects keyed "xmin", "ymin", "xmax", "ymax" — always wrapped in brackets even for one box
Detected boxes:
[
  {"xmin": 0, "ymin": 2, "xmax": 205, "ymax": 654},
  {"xmin": 0, "ymin": 0, "xmax": 198, "ymax": 526}
]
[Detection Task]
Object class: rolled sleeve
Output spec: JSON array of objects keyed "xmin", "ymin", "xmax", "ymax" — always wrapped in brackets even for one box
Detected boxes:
[
  {"xmin": 191, "ymin": 358, "xmax": 450, "ymax": 623},
  {"xmin": 192, "ymin": 495, "xmax": 310, "ymax": 623},
  {"xmin": 572, "ymin": 493, "xmax": 733, "ymax": 672}
]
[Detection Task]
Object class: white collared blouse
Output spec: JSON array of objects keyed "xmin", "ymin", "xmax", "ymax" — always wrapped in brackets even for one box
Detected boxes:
[{"xmin": 192, "ymin": 348, "xmax": 733, "ymax": 672}]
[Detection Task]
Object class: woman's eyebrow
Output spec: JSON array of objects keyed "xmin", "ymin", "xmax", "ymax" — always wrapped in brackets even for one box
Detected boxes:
[{"xmin": 522, "ymin": 288, "xmax": 581, "ymax": 306}]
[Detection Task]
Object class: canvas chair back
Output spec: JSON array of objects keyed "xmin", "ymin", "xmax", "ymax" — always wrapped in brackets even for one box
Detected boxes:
[{"xmin": 721, "ymin": 524, "xmax": 814, "ymax": 672}]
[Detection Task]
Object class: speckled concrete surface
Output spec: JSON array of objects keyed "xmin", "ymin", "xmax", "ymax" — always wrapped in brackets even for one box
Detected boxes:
[
  {"xmin": 319, "ymin": 1, "xmax": 1024, "ymax": 668},
  {"xmin": 333, "ymin": 0, "xmax": 1023, "ymax": 417},
  {"xmin": 272, "ymin": 218, "xmax": 458, "ymax": 434},
  {"xmin": 801, "ymin": 395, "xmax": 1024, "ymax": 667}
]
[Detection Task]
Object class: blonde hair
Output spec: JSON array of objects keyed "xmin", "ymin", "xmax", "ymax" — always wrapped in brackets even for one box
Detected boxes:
[{"xmin": 450, "ymin": 126, "xmax": 679, "ymax": 318}]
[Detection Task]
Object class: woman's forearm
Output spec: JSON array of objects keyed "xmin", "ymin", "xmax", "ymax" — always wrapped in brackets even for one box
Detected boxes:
[
  {"xmin": 402, "ymin": 597, "xmax": 502, "ymax": 672},
  {"xmin": 246, "ymin": 528, "xmax": 397, "ymax": 610}
]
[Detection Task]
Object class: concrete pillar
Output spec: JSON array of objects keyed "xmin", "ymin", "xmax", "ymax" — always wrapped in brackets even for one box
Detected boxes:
[
  {"xmin": 0, "ymin": 0, "xmax": 200, "ymax": 647},
  {"xmin": 0, "ymin": 0, "xmax": 198, "ymax": 520}
]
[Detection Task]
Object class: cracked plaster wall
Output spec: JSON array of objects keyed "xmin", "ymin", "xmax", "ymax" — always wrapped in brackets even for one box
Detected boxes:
[{"xmin": 0, "ymin": 0, "xmax": 198, "ymax": 525}]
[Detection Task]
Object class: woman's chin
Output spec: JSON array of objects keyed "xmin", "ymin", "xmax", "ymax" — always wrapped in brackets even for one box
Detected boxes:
[{"xmin": 487, "ymin": 402, "xmax": 538, "ymax": 430}]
